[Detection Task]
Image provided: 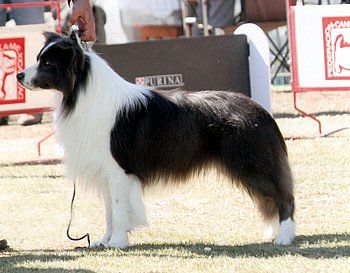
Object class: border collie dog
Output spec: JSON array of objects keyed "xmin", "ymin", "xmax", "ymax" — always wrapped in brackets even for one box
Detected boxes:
[{"xmin": 17, "ymin": 32, "xmax": 295, "ymax": 248}]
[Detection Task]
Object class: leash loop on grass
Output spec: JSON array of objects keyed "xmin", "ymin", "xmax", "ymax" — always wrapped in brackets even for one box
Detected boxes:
[{"xmin": 66, "ymin": 180, "xmax": 91, "ymax": 248}]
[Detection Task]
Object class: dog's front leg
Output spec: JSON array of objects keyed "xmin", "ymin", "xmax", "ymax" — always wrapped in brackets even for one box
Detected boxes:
[
  {"xmin": 90, "ymin": 183, "xmax": 113, "ymax": 248},
  {"xmin": 107, "ymin": 169, "xmax": 131, "ymax": 249}
]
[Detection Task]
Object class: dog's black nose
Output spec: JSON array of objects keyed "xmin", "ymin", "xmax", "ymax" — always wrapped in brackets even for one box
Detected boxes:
[{"xmin": 16, "ymin": 73, "xmax": 24, "ymax": 81}]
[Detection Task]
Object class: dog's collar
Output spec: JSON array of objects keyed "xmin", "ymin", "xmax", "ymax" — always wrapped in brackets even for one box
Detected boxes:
[{"xmin": 70, "ymin": 26, "xmax": 92, "ymax": 51}]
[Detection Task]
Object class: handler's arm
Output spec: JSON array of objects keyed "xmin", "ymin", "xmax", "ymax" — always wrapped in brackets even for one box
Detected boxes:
[{"xmin": 68, "ymin": 0, "xmax": 96, "ymax": 41}]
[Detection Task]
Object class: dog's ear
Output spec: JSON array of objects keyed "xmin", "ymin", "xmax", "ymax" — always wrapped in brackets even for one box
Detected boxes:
[
  {"xmin": 56, "ymin": 40, "xmax": 75, "ymax": 51},
  {"xmin": 43, "ymin": 31, "xmax": 61, "ymax": 44},
  {"xmin": 55, "ymin": 40, "xmax": 85, "ymax": 71},
  {"xmin": 56, "ymin": 40, "xmax": 86, "ymax": 93}
]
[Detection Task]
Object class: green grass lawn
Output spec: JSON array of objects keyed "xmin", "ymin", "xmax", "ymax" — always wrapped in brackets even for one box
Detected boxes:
[{"xmin": 1, "ymin": 91, "xmax": 350, "ymax": 272}]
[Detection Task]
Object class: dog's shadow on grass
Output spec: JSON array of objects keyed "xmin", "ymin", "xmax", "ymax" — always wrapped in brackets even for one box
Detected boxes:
[
  {"xmin": 123, "ymin": 232, "xmax": 350, "ymax": 260},
  {"xmin": 1, "ymin": 233, "xmax": 349, "ymax": 272},
  {"xmin": 0, "ymin": 250, "xmax": 95, "ymax": 273}
]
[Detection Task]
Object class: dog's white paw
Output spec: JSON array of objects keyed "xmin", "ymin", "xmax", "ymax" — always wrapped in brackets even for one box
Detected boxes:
[
  {"xmin": 263, "ymin": 219, "xmax": 279, "ymax": 241},
  {"xmin": 89, "ymin": 233, "xmax": 111, "ymax": 248},
  {"xmin": 90, "ymin": 239, "xmax": 109, "ymax": 248},
  {"xmin": 263, "ymin": 227, "xmax": 277, "ymax": 241},
  {"xmin": 274, "ymin": 233, "xmax": 294, "ymax": 246},
  {"xmin": 274, "ymin": 218, "xmax": 296, "ymax": 246},
  {"xmin": 107, "ymin": 233, "xmax": 129, "ymax": 249}
]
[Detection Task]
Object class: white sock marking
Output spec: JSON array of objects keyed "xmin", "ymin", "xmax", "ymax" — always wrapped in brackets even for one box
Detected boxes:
[{"xmin": 274, "ymin": 218, "xmax": 296, "ymax": 246}]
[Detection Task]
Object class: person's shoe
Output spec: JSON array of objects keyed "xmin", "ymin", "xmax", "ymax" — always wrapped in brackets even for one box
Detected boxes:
[
  {"xmin": 0, "ymin": 239, "xmax": 8, "ymax": 250},
  {"xmin": 18, "ymin": 114, "xmax": 43, "ymax": 126},
  {"xmin": 0, "ymin": 116, "xmax": 9, "ymax": 126}
]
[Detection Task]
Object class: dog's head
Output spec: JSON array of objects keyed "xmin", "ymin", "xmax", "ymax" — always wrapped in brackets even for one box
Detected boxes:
[{"xmin": 17, "ymin": 32, "xmax": 89, "ymax": 97}]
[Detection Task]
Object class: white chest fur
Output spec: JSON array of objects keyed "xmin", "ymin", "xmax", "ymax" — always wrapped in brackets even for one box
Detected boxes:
[{"xmin": 54, "ymin": 52, "xmax": 149, "ymax": 189}]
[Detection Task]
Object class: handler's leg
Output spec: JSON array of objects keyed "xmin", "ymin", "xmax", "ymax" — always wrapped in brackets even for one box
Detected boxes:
[
  {"xmin": 0, "ymin": 0, "xmax": 7, "ymax": 26},
  {"xmin": 11, "ymin": 0, "xmax": 44, "ymax": 25}
]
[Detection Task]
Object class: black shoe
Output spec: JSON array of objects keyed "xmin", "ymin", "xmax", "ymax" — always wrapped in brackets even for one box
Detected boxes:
[
  {"xmin": 0, "ymin": 239, "xmax": 8, "ymax": 250},
  {"xmin": 0, "ymin": 116, "xmax": 9, "ymax": 126},
  {"xmin": 18, "ymin": 114, "xmax": 43, "ymax": 126}
]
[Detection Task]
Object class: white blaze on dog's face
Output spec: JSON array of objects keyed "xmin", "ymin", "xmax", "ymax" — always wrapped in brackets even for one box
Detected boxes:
[{"xmin": 16, "ymin": 32, "xmax": 88, "ymax": 96}]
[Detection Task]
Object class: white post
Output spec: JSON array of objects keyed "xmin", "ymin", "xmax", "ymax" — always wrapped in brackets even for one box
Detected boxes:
[{"xmin": 234, "ymin": 23, "xmax": 272, "ymax": 115}]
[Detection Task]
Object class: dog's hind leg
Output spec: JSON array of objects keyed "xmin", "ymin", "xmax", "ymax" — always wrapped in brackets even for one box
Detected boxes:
[
  {"xmin": 254, "ymin": 192, "xmax": 295, "ymax": 246},
  {"xmin": 228, "ymin": 148, "xmax": 295, "ymax": 245},
  {"xmin": 272, "ymin": 155, "xmax": 295, "ymax": 246},
  {"xmin": 254, "ymin": 195, "xmax": 279, "ymax": 241},
  {"xmin": 243, "ymin": 170, "xmax": 295, "ymax": 245}
]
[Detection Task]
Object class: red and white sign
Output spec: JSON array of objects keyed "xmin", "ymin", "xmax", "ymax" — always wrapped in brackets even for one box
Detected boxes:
[
  {"xmin": 323, "ymin": 16, "xmax": 350, "ymax": 80},
  {"xmin": 291, "ymin": 5, "xmax": 350, "ymax": 91},
  {"xmin": 0, "ymin": 37, "xmax": 25, "ymax": 105},
  {"xmin": 0, "ymin": 24, "xmax": 57, "ymax": 116},
  {"xmin": 287, "ymin": 3, "xmax": 350, "ymax": 134}
]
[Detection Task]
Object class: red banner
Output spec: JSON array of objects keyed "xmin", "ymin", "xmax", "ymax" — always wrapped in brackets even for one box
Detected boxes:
[{"xmin": 0, "ymin": 37, "xmax": 25, "ymax": 105}]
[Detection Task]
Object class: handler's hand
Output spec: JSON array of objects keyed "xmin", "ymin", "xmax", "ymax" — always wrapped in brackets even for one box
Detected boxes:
[{"xmin": 68, "ymin": 0, "xmax": 96, "ymax": 41}]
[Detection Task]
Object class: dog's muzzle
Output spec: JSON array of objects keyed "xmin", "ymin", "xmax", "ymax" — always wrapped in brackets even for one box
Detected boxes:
[{"xmin": 16, "ymin": 72, "xmax": 24, "ymax": 84}]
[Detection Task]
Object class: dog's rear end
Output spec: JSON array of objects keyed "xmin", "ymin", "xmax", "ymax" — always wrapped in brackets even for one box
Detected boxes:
[
  {"xmin": 210, "ymin": 93, "xmax": 295, "ymax": 245},
  {"xmin": 177, "ymin": 91, "xmax": 295, "ymax": 245}
]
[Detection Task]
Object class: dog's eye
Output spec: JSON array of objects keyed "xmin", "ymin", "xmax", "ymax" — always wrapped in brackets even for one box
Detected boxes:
[{"xmin": 42, "ymin": 60, "xmax": 51, "ymax": 66}]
